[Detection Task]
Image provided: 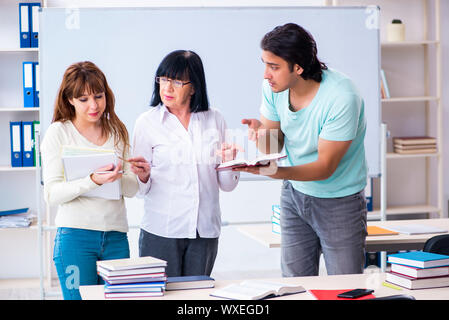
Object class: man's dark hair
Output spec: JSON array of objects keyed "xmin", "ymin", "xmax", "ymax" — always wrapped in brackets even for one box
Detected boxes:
[
  {"xmin": 151, "ymin": 50, "xmax": 209, "ymax": 112},
  {"xmin": 261, "ymin": 23, "xmax": 328, "ymax": 82}
]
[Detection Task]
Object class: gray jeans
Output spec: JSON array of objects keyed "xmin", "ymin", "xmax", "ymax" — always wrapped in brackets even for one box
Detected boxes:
[
  {"xmin": 139, "ymin": 229, "xmax": 218, "ymax": 277},
  {"xmin": 280, "ymin": 180, "xmax": 367, "ymax": 277}
]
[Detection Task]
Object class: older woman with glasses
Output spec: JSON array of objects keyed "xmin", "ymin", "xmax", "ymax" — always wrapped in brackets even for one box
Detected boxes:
[{"xmin": 128, "ymin": 50, "xmax": 240, "ymax": 277}]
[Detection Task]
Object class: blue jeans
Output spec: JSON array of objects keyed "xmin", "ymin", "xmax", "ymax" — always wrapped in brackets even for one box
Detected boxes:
[
  {"xmin": 53, "ymin": 227, "xmax": 130, "ymax": 300},
  {"xmin": 280, "ymin": 180, "xmax": 367, "ymax": 277}
]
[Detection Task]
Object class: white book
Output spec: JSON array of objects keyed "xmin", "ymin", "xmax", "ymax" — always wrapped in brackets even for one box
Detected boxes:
[
  {"xmin": 104, "ymin": 283, "xmax": 164, "ymax": 293},
  {"xmin": 102, "ymin": 274, "xmax": 167, "ymax": 285},
  {"xmin": 105, "ymin": 281, "xmax": 165, "ymax": 292},
  {"xmin": 97, "ymin": 256, "xmax": 167, "ymax": 271},
  {"xmin": 61, "ymin": 146, "xmax": 121, "ymax": 200},
  {"xmin": 384, "ymin": 224, "xmax": 447, "ymax": 235},
  {"xmin": 386, "ymin": 272, "xmax": 449, "ymax": 290},
  {"xmin": 104, "ymin": 291, "xmax": 164, "ymax": 298},
  {"xmin": 210, "ymin": 280, "xmax": 305, "ymax": 300},
  {"xmin": 216, "ymin": 153, "xmax": 286, "ymax": 171},
  {"xmin": 97, "ymin": 265, "xmax": 166, "ymax": 277},
  {"xmin": 390, "ymin": 264, "xmax": 449, "ymax": 279}
]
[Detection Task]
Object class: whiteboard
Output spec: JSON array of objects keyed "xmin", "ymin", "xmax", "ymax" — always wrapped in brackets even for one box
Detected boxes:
[{"xmin": 39, "ymin": 6, "xmax": 381, "ymax": 177}]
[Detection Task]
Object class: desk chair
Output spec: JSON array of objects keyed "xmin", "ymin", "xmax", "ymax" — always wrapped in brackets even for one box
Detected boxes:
[{"xmin": 422, "ymin": 234, "xmax": 449, "ymax": 255}]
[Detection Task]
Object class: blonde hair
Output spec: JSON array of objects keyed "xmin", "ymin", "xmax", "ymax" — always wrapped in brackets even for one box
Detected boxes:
[{"xmin": 53, "ymin": 61, "xmax": 129, "ymax": 156}]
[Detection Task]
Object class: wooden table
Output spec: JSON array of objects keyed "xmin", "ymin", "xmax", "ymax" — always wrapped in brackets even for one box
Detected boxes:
[
  {"xmin": 237, "ymin": 218, "xmax": 449, "ymax": 252},
  {"xmin": 79, "ymin": 272, "xmax": 449, "ymax": 300}
]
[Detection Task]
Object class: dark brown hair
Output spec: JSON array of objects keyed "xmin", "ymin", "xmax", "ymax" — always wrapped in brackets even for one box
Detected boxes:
[
  {"xmin": 261, "ymin": 23, "xmax": 327, "ymax": 82},
  {"xmin": 53, "ymin": 61, "xmax": 129, "ymax": 155}
]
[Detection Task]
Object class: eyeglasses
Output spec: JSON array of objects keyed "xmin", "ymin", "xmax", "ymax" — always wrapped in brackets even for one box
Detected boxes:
[{"xmin": 156, "ymin": 77, "xmax": 191, "ymax": 88}]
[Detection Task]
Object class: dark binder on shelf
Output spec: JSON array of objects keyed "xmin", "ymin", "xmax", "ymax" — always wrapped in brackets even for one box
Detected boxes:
[
  {"xmin": 10, "ymin": 121, "xmax": 23, "ymax": 167},
  {"xmin": 22, "ymin": 121, "xmax": 34, "ymax": 167},
  {"xmin": 19, "ymin": 3, "xmax": 31, "ymax": 48},
  {"xmin": 23, "ymin": 61, "xmax": 35, "ymax": 108},
  {"xmin": 0, "ymin": 208, "xmax": 29, "ymax": 217},
  {"xmin": 30, "ymin": 3, "xmax": 40, "ymax": 48},
  {"xmin": 365, "ymin": 177, "xmax": 373, "ymax": 211},
  {"xmin": 33, "ymin": 62, "xmax": 39, "ymax": 107}
]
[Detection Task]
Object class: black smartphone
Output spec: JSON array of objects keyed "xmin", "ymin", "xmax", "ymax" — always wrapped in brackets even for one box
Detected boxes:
[{"xmin": 337, "ymin": 289, "xmax": 374, "ymax": 299}]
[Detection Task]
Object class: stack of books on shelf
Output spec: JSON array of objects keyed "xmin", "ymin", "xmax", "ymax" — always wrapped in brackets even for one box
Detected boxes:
[
  {"xmin": 271, "ymin": 205, "xmax": 280, "ymax": 234},
  {"xmin": 393, "ymin": 136, "xmax": 437, "ymax": 154},
  {"xmin": 386, "ymin": 251, "xmax": 449, "ymax": 289},
  {"xmin": 0, "ymin": 208, "xmax": 35, "ymax": 228},
  {"xmin": 97, "ymin": 256, "xmax": 167, "ymax": 298}
]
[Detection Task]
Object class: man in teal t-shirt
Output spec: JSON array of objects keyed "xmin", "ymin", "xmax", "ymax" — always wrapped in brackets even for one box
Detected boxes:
[{"xmin": 236, "ymin": 23, "xmax": 368, "ymax": 276}]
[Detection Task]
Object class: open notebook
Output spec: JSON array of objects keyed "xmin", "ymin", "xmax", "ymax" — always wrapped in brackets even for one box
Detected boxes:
[
  {"xmin": 61, "ymin": 146, "xmax": 121, "ymax": 200},
  {"xmin": 216, "ymin": 153, "xmax": 286, "ymax": 171},
  {"xmin": 210, "ymin": 280, "xmax": 305, "ymax": 300}
]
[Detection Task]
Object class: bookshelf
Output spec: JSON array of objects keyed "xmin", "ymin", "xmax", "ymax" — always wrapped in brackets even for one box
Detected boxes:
[
  {"xmin": 0, "ymin": 0, "xmax": 43, "ymax": 283},
  {"xmin": 329, "ymin": 0, "xmax": 443, "ymax": 219}
]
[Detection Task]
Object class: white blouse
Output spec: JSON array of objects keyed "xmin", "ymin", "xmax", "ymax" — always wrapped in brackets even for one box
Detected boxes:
[{"xmin": 132, "ymin": 105, "xmax": 240, "ymax": 239}]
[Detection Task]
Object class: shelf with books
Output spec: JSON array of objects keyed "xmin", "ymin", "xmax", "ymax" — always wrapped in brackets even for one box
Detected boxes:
[
  {"xmin": 0, "ymin": 220, "xmax": 38, "ymax": 231},
  {"xmin": 0, "ymin": 0, "xmax": 45, "ymax": 285},
  {"xmin": 358, "ymin": 0, "xmax": 443, "ymax": 222}
]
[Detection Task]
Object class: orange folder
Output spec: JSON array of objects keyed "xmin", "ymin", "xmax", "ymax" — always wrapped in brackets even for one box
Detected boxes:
[{"xmin": 367, "ymin": 225, "xmax": 399, "ymax": 236}]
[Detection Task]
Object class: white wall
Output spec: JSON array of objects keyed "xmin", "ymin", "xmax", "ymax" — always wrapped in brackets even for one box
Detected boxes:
[
  {"xmin": 440, "ymin": 0, "xmax": 449, "ymax": 218},
  {"xmin": 1, "ymin": 0, "xmax": 447, "ymax": 280}
]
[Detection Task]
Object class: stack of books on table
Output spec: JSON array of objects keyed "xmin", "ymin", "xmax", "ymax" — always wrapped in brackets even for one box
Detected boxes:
[
  {"xmin": 393, "ymin": 136, "xmax": 437, "ymax": 154},
  {"xmin": 386, "ymin": 251, "xmax": 449, "ymax": 289},
  {"xmin": 97, "ymin": 256, "xmax": 167, "ymax": 298},
  {"xmin": 271, "ymin": 205, "xmax": 281, "ymax": 234}
]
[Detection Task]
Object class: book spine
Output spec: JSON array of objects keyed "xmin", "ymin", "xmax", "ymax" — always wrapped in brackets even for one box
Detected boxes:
[{"xmin": 380, "ymin": 69, "xmax": 390, "ymax": 98}]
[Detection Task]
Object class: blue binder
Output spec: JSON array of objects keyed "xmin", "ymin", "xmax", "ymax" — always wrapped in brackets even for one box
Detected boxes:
[
  {"xmin": 22, "ymin": 121, "xmax": 35, "ymax": 167},
  {"xmin": 23, "ymin": 61, "xmax": 35, "ymax": 108},
  {"xmin": 19, "ymin": 3, "xmax": 31, "ymax": 48},
  {"xmin": 33, "ymin": 62, "xmax": 39, "ymax": 107},
  {"xmin": 0, "ymin": 208, "xmax": 29, "ymax": 217},
  {"xmin": 30, "ymin": 3, "xmax": 40, "ymax": 48},
  {"xmin": 10, "ymin": 121, "xmax": 23, "ymax": 167},
  {"xmin": 365, "ymin": 178, "xmax": 373, "ymax": 211}
]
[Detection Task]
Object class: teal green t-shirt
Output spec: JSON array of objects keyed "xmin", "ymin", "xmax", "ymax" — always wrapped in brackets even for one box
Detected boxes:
[{"xmin": 260, "ymin": 68, "xmax": 367, "ymax": 198}]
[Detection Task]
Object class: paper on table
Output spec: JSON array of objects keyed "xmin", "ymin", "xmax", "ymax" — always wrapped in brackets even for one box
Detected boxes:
[{"xmin": 384, "ymin": 224, "xmax": 448, "ymax": 235}]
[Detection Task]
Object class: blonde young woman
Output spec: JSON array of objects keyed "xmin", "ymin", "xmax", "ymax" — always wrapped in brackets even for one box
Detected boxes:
[{"xmin": 41, "ymin": 61, "xmax": 138, "ymax": 300}]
